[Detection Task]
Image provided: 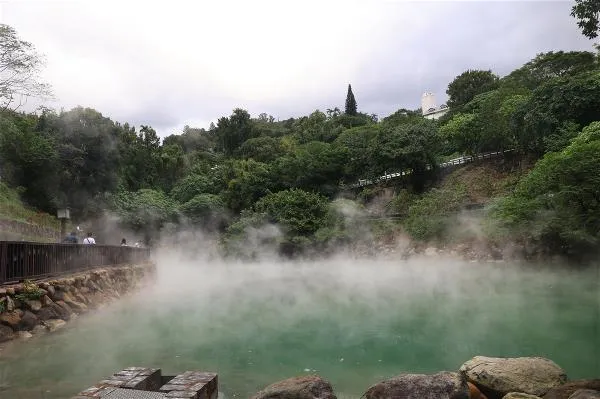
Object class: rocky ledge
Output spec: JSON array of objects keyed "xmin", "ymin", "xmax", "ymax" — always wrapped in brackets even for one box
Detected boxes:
[
  {"xmin": 251, "ymin": 356, "xmax": 599, "ymax": 399},
  {"xmin": 0, "ymin": 263, "xmax": 155, "ymax": 343}
]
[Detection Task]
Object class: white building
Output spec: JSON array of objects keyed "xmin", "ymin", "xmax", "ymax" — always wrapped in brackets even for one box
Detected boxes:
[{"xmin": 421, "ymin": 92, "xmax": 449, "ymax": 120}]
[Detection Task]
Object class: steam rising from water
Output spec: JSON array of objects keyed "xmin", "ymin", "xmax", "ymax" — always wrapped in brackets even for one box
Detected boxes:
[{"xmin": 1, "ymin": 250, "xmax": 599, "ymax": 398}]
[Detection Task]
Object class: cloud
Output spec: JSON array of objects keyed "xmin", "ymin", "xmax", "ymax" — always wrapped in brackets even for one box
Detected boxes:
[{"xmin": 1, "ymin": 0, "xmax": 595, "ymax": 136}]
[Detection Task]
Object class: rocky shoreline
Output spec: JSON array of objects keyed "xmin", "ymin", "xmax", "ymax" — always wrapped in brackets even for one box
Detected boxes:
[
  {"xmin": 0, "ymin": 263, "xmax": 155, "ymax": 344},
  {"xmin": 251, "ymin": 356, "xmax": 599, "ymax": 399}
]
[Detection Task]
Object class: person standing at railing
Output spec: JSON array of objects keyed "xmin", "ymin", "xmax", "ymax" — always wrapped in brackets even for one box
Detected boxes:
[
  {"xmin": 83, "ymin": 232, "xmax": 96, "ymax": 245},
  {"xmin": 121, "ymin": 238, "xmax": 128, "ymax": 246},
  {"xmin": 62, "ymin": 231, "xmax": 78, "ymax": 244}
]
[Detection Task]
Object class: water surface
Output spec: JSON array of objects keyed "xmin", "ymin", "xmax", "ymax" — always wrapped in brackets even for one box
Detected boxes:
[{"xmin": 1, "ymin": 256, "xmax": 598, "ymax": 398}]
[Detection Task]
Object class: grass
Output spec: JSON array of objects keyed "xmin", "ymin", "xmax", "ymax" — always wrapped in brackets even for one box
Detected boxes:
[
  {"xmin": 0, "ymin": 182, "xmax": 61, "ymax": 241},
  {"xmin": 387, "ymin": 159, "xmax": 532, "ymax": 244}
]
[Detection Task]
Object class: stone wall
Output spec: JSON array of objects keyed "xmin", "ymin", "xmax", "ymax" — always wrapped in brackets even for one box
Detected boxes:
[{"xmin": 0, "ymin": 263, "xmax": 155, "ymax": 342}]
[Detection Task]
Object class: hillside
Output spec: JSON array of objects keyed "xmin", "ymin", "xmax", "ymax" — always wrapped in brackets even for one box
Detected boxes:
[{"xmin": 0, "ymin": 182, "xmax": 61, "ymax": 242}]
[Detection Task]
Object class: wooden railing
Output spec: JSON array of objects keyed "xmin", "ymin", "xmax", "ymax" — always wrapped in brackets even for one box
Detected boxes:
[{"xmin": 0, "ymin": 241, "xmax": 151, "ymax": 284}]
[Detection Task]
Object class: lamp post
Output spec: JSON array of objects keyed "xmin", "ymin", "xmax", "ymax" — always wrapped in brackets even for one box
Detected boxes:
[{"xmin": 57, "ymin": 207, "xmax": 70, "ymax": 239}]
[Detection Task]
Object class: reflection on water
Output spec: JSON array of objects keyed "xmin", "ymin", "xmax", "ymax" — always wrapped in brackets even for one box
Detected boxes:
[{"xmin": 0, "ymin": 256, "xmax": 598, "ymax": 399}]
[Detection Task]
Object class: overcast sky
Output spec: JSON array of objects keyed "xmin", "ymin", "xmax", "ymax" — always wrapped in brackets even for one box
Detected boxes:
[{"xmin": 1, "ymin": 0, "xmax": 595, "ymax": 137}]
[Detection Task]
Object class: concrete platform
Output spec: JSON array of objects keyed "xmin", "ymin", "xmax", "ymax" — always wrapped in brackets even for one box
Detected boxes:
[{"xmin": 72, "ymin": 367, "xmax": 218, "ymax": 399}]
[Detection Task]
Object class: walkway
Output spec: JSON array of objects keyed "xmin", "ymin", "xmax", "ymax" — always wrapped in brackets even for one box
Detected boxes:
[{"xmin": 349, "ymin": 149, "xmax": 513, "ymax": 188}]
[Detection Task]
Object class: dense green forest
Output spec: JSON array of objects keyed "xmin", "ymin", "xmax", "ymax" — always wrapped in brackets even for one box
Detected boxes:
[{"xmin": 1, "ymin": 10, "xmax": 599, "ymax": 259}]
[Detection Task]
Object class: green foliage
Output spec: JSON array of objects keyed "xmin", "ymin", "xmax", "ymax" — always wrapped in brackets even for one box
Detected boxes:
[
  {"xmin": 333, "ymin": 124, "xmax": 379, "ymax": 180},
  {"xmin": 345, "ymin": 84, "xmax": 358, "ymax": 116},
  {"xmin": 571, "ymin": 0, "xmax": 600, "ymax": 39},
  {"xmin": 236, "ymin": 136, "xmax": 285, "ymax": 162},
  {"xmin": 503, "ymin": 51, "xmax": 598, "ymax": 90},
  {"xmin": 492, "ymin": 122, "xmax": 600, "ymax": 256},
  {"xmin": 404, "ymin": 184, "xmax": 468, "ymax": 241},
  {"xmin": 446, "ymin": 69, "xmax": 499, "ymax": 109},
  {"xmin": 215, "ymin": 108, "xmax": 254, "ymax": 156},
  {"xmin": 14, "ymin": 280, "xmax": 43, "ymax": 301},
  {"xmin": 222, "ymin": 159, "xmax": 275, "ymax": 213},
  {"xmin": 371, "ymin": 119, "xmax": 439, "ymax": 178},
  {"xmin": 180, "ymin": 194, "xmax": 225, "ymax": 230},
  {"xmin": 275, "ymin": 141, "xmax": 347, "ymax": 196},
  {"xmin": 110, "ymin": 189, "xmax": 178, "ymax": 235},
  {"xmin": 254, "ymin": 189, "xmax": 329, "ymax": 237},
  {"xmin": 513, "ymin": 71, "xmax": 600, "ymax": 154}
]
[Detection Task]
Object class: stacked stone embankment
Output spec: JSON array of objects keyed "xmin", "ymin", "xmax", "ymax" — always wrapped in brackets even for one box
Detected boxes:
[
  {"xmin": 0, "ymin": 263, "xmax": 154, "ymax": 343},
  {"xmin": 251, "ymin": 356, "xmax": 599, "ymax": 399}
]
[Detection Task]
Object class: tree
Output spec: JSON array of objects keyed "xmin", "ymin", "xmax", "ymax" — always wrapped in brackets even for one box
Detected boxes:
[
  {"xmin": 345, "ymin": 84, "xmax": 357, "ymax": 116},
  {"xmin": 446, "ymin": 70, "xmax": 499, "ymax": 109},
  {"xmin": 492, "ymin": 122, "xmax": 600, "ymax": 257},
  {"xmin": 215, "ymin": 108, "xmax": 254, "ymax": 156},
  {"xmin": 0, "ymin": 24, "xmax": 52, "ymax": 110},
  {"xmin": 503, "ymin": 51, "xmax": 598, "ymax": 90},
  {"xmin": 571, "ymin": 0, "xmax": 600, "ymax": 39}
]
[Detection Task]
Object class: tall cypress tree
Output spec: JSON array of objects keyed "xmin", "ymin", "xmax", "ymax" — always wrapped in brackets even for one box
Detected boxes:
[{"xmin": 345, "ymin": 84, "xmax": 357, "ymax": 116}]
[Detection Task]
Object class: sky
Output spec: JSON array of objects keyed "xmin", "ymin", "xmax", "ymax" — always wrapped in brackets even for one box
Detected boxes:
[{"xmin": 0, "ymin": 0, "xmax": 596, "ymax": 137}]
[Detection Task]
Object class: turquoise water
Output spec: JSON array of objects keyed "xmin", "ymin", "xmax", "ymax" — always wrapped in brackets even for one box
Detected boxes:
[{"xmin": 0, "ymin": 256, "xmax": 598, "ymax": 398}]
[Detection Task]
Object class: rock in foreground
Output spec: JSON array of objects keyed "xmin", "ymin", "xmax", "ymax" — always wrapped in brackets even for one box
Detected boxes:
[
  {"xmin": 460, "ymin": 356, "xmax": 566, "ymax": 397},
  {"xmin": 251, "ymin": 375, "xmax": 337, "ymax": 399},
  {"xmin": 544, "ymin": 380, "xmax": 600, "ymax": 399},
  {"xmin": 363, "ymin": 371, "xmax": 469, "ymax": 399},
  {"xmin": 567, "ymin": 390, "xmax": 600, "ymax": 399}
]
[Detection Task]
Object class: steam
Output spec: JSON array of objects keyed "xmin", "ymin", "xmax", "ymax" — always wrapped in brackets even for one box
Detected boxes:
[{"xmin": 1, "ymin": 227, "xmax": 598, "ymax": 399}]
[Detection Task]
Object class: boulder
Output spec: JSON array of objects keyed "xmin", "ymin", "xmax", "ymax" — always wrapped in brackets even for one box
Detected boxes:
[
  {"xmin": 31, "ymin": 324, "xmax": 47, "ymax": 335},
  {"xmin": 544, "ymin": 381, "xmax": 600, "ymax": 399},
  {"xmin": 470, "ymin": 382, "xmax": 489, "ymax": 399},
  {"xmin": 503, "ymin": 394, "xmax": 541, "ymax": 399},
  {"xmin": 5, "ymin": 295, "xmax": 15, "ymax": 311},
  {"xmin": 363, "ymin": 371, "xmax": 469, "ymax": 399},
  {"xmin": 0, "ymin": 324, "xmax": 14, "ymax": 342},
  {"xmin": 41, "ymin": 295, "xmax": 55, "ymax": 307},
  {"xmin": 568, "ymin": 391, "xmax": 600, "ymax": 399},
  {"xmin": 24, "ymin": 299, "xmax": 42, "ymax": 312},
  {"xmin": 19, "ymin": 310, "xmax": 39, "ymax": 331},
  {"xmin": 0, "ymin": 311, "xmax": 22, "ymax": 328},
  {"xmin": 65, "ymin": 299, "xmax": 88, "ymax": 313},
  {"xmin": 16, "ymin": 331, "xmax": 33, "ymax": 340},
  {"xmin": 52, "ymin": 301, "xmax": 73, "ymax": 321},
  {"xmin": 459, "ymin": 356, "xmax": 566, "ymax": 398},
  {"xmin": 44, "ymin": 319, "xmax": 66, "ymax": 332},
  {"xmin": 36, "ymin": 305, "xmax": 61, "ymax": 322},
  {"xmin": 251, "ymin": 375, "xmax": 337, "ymax": 399},
  {"xmin": 46, "ymin": 285, "xmax": 55, "ymax": 296}
]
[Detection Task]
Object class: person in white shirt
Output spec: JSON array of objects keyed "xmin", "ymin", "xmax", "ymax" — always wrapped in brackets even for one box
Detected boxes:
[{"xmin": 83, "ymin": 232, "xmax": 96, "ymax": 245}]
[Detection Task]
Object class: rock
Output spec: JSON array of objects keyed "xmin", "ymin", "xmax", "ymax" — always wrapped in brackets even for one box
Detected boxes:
[
  {"xmin": 6, "ymin": 287, "xmax": 15, "ymax": 295},
  {"xmin": 544, "ymin": 381, "xmax": 600, "ymax": 399},
  {"xmin": 5, "ymin": 295, "xmax": 15, "ymax": 311},
  {"xmin": 51, "ymin": 302, "xmax": 72, "ymax": 321},
  {"xmin": 0, "ymin": 288, "xmax": 6, "ymax": 295},
  {"xmin": 41, "ymin": 295, "xmax": 55, "ymax": 306},
  {"xmin": 36, "ymin": 306, "xmax": 61, "ymax": 321},
  {"xmin": 502, "ymin": 393, "xmax": 541, "ymax": 399},
  {"xmin": 46, "ymin": 285, "xmax": 55, "ymax": 296},
  {"xmin": 363, "ymin": 371, "xmax": 468, "ymax": 399},
  {"xmin": 424, "ymin": 247, "xmax": 438, "ymax": 256},
  {"xmin": 568, "ymin": 390, "xmax": 600, "ymax": 399},
  {"xmin": 16, "ymin": 331, "xmax": 33, "ymax": 340},
  {"xmin": 19, "ymin": 310, "xmax": 39, "ymax": 331},
  {"xmin": 0, "ymin": 311, "xmax": 22, "ymax": 328},
  {"xmin": 459, "ymin": 356, "xmax": 566, "ymax": 397},
  {"xmin": 470, "ymin": 382, "xmax": 489, "ymax": 399},
  {"xmin": 24, "ymin": 299, "xmax": 42, "ymax": 312},
  {"xmin": 65, "ymin": 299, "xmax": 88, "ymax": 313},
  {"xmin": 251, "ymin": 375, "xmax": 337, "ymax": 399},
  {"xmin": 31, "ymin": 324, "xmax": 47, "ymax": 335},
  {"xmin": 79, "ymin": 286, "xmax": 90, "ymax": 294},
  {"xmin": 44, "ymin": 319, "xmax": 66, "ymax": 332},
  {"xmin": 0, "ymin": 325, "xmax": 14, "ymax": 342}
]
